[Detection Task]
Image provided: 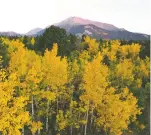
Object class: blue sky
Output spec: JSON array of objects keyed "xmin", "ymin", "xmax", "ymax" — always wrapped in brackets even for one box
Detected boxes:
[{"xmin": 0, "ymin": 0, "xmax": 150, "ymax": 34}]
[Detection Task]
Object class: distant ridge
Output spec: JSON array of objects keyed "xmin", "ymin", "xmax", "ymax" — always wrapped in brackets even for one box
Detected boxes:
[
  {"xmin": 25, "ymin": 28, "xmax": 43, "ymax": 36},
  {"xmin": 0, "ymin": 31, "xmax": 20, "ymax": 36},
  {"xmin": 0, "ymin": 17, "xmax": 150, "ymax": 40}
]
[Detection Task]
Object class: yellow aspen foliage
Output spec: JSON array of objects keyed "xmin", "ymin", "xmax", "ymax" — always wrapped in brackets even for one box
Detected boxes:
[
  {"xmin": 120, "ymin": 45, "xmax": 129, "ymax": 57},
  {"xmin": 0, "ymin": 72, "xmax": 30, "ymax": 135},
  {"xmin": 134, "ymin": 78, "xmax": 142, "ymax": 88},
  {"xmin": 0, "ymin": 37, "xmax": 148, "ymax": 135},
  {"xmin": 110, "ymin": 40, "xmax": 121, "ymax": 51},
  {"xmin": 78, "ymin": 51, "xmax": 90, "ymax": 75},
  {"xmin": 84, "ymin": 36, "xmax": 99, "ymax": 55},
  {"xmin": 120, "ymin": 43, "xmax": 141, "ymax": 58},
  {"xmin": 107, "ymin": 40, "xmax": 121, "ymax": 61},
  {"xmin": 31, "ymin": 37, "xmax": 35, "ymax": 46},
  {"xmin": 68, "ymin": 59, "xmax": 80, "ymax": 82},
  {"xmin": 81, "ymin": 52, "xmax": 108, "ymax": 106},
  {"xmin": 9, "ymin": 46, "xmax": 28, "ymax": 77},
  {"xmin": 79, "ymin": 50, "xmax": 90, "ymax": 62},
  {"xmin": 42, "ymin": 43, "xmax": 68, "ymax": 89},
  {"xmin": 130, "ymin": 43, "xmax": 141, "ymax": 55},
  {"xmin": 132, "ymin": 57, "xmax": 149, "ymax": 87},
  {"xmin": 65, "ymin": 101, "xmax": 87, "ymax": 129},
  {"xmin": 138, "ymin": 57, "xmax": 150, "ymax": 78},
  {"xmin": 0, "ymin": 56, "xmax": 6, "ymax": 81},
  {"xmin": 116, "ymin": 59, "xmax": 134, "ymax": 83},
  {"xmin": 25, "ymin": 51, "xmax": 43, "ymax": 91},
  {"xmin": 96, "ymin": 87, "xmax": 141, "ymax": 135},
  {"xmin": 40, "ymin": 90, "xmax": 56, "ymax": 101},
  {"xmin": 30, "ymin": 121, "xmax": 43, "ymax": 135},
  {"xmin": 2, "ymin": 39, "xmax": 25, "ymax": 56},
  {"xmin": 56, "ymin": 110, "xmax": 68, "ymax": 131},
  {"xmin": 9, "ymin": 47, "xmax": 43, "ymax": 92},
  {"xmin": 101, "ymin": 47, "xmax": 109, "ymax": 57},
  {"xmin": 42, "ymin": 43, "xmax": 68, "ymax": 133}
]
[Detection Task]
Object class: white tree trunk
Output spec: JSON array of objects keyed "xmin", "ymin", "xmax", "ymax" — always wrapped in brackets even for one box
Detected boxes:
[
  {"xmin": 90, "ymin": 108, "xmax": 94, "ymax": 130},
  {"xmin": 22, "ymin": 127, "xmax": 24, "ymax": 135},
  {"xmin": 46, "ymin": 100, "xmax": 49, "ymax": 133},
  {"xmin": 84, "ymin": 105, "xmax": 89, "ymax": 135},
  {"xmin": 70, "ymin": 123, "xmax": 73, "ymax": 135},
  {"xmin": 32, "ymin": 96, "xmax": 34, "ymax": 120},
  {"xmin": 38, "ymin": 129, "xmax": 40, "ymax": 135}
]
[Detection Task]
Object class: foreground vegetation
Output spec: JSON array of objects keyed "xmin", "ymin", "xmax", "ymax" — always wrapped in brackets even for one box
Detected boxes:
[{"xmin": 0, "ymin": 26, "xmax": 150, "ymax": 135}]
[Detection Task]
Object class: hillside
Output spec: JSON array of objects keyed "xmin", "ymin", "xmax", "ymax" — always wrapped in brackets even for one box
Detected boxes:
[{"xmin": 55, "ymin": 17, "xmax": 150, "ymax": 40}]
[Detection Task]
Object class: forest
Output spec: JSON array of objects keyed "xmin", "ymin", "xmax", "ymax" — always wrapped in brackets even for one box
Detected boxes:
[{"xmin": 0, "ymin": 26, "xmax": 150, "ymax": 135}]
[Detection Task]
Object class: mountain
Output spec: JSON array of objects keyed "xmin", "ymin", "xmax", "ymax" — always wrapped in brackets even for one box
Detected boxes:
[
  {"xmin": 64, "ymin": 24, "xmax": 149, "ymax": 40},
  {"xmin": 0, "ymin": 28, "xmax": 43, "ymax": 37},
  {"xmin": 0, "ymin": 31, "xmax": 20, "ymax": 36},
  {"xmin": 25, "ymin": 28, "xmax": 43, "ymax": 36},
  {"xmin": 35, "ymin": 29, "xmax": 45, "ymax": 36},
  {"xmin": 0, "ymin": 17, "xmax": 150, "ymax": 40},
  {"xmin": 55, "ymin": 16, "xmax": 120, "ymax": 31},
  {"xmin": 54, "ymin": 17, "xmax": 150, "ymax": 40}
]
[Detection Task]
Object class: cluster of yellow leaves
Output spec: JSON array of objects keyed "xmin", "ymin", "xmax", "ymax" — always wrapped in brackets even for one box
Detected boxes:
[
  {"xmin": 68, "ymin": 59, "xmax": 80, "ymax": 82},
  {"xmin": 0, "ymin": 72, "xmax": 30, "ymax": 135},
  {"xmin": 31, "ymin": 37, "xmax": 35, "ymax": 46},
  {"xmin": 40, "ymin": 90, "xmax": 56, "ymax": 101},
  {"xmin": 56, "ymin": 110, "xmax": 68, "ymax": 131},
  {"xmin": 137, "ymin": 57, "xmax": 150, "ymax": 78},
  {"xmin": 96, "ymin": 87, "xmax": 141, "ymax": 135},
  {"xmin": 9, "ymin": 45, "xmax": 27, "ymax": 77},
  {"xmin": 65, "ymin": 101, "xmax": 87, "ymax": 128},
  {"xmin": 2, "ymin": 38, "xmax": 25, "ymax": 56},
  {"xmin": 84, "ymin": 36, "xmax": 99, "ymax": 55},
  {"xmin": 104, "ymin": 40, "xmax": 121, "ymax": 61},
  {"xmin": 120, "ymin": 43, "xmax": 141, "ymax": 58},
  {"xmin": 101, "ymin": 40, "xmax": 141, "ymax": 61},
  {"xmin": 0, "ymin": 56, "xmax": 6, "ymax": 81},
  {"xmin": 8, "ymin": 44, "xmax": 44, "ymax": 98},
  {"xmin": 30, "ymin": 121, "xmax": 43, "ymax": 135},
  {"xmin": 81, "ymin": 53, "xmax": 108, "ymax": 106},
  {"xmin": 116, "ymin": 59, "xmax": 134, "ymax": 82},
  {"xmin": 42, "ymin": 43, "xmax": 68, "ymax": 89},
  {"xmin": 79, "ymin": 50, "xmax": 90, "ymax": 66}
]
